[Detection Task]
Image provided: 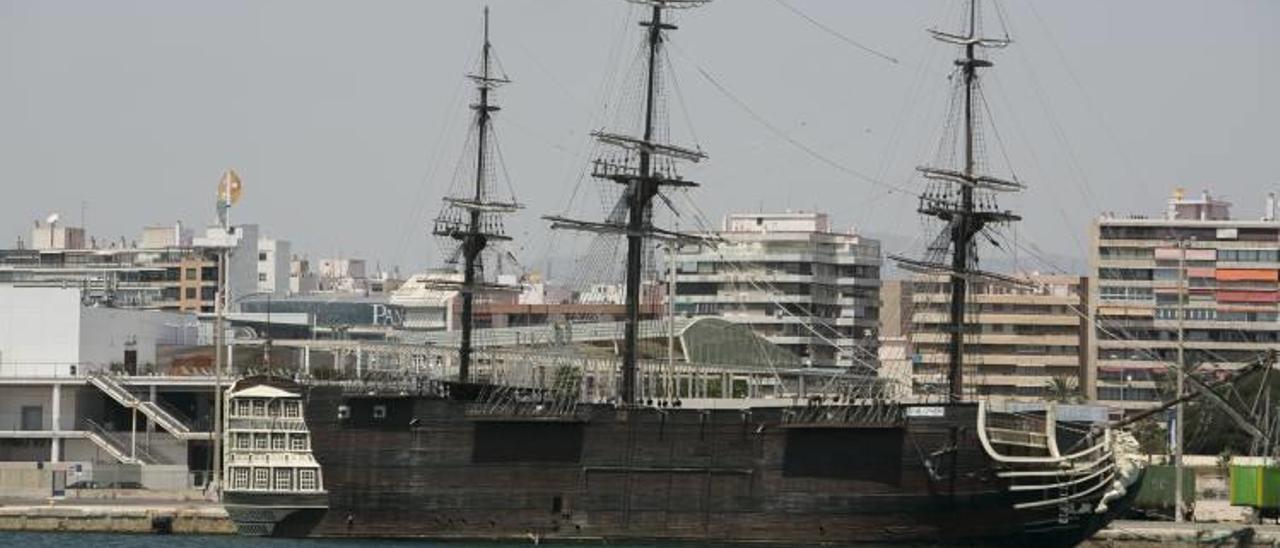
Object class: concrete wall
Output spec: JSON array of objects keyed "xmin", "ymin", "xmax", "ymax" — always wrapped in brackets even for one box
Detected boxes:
[
  {"xmin": 140, "ymin": 464, "xmax": 191, "ymax": 490},
  {"xmin": 0, "ymin": 287, "xmax": 82, "ymax": 377},
  {"xmin": 78, "ymin": 308, "xmax": 187, "ymax": 372},
  {"xmin": 0, "ymin": 462, "xmax": 54, "ymax": 498},
  {"xmin": 228, "ymin": 224, "xmax": 259, "ymax": 309},
  {"xmin": 63, "ymin": 439, "xmax": 111, "ymax": 464},
  {"xmin": 0, "ymin": 386, "xmax": 75, "ymax": 432}
]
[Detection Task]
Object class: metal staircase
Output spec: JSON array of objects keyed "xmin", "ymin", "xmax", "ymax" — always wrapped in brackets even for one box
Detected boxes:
[
  {"xmin": 82, "ymin": 418, "xmax": 169, "ymax": 465},
  {"xmin": 88, "ymin": 372, "xmax": 213, "ymax": 440}
]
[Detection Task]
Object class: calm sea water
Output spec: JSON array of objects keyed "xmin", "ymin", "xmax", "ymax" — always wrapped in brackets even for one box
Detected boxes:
[
  {"xmin": 0, "ymin": 532, "xmax": 758, "ymax": 548},
  {"xmin": 0, "ymin": 533, "xmax": 553, "ymax": 548}
]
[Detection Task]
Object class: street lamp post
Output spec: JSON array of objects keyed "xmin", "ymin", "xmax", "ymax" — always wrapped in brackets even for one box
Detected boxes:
[{"xmin": 234, "ymin": 291, "xmax": 275, "ymax": 372}]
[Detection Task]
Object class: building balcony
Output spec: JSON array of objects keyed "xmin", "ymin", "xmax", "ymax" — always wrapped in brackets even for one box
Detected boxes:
[
  {"xmin": 911, "ymin": 312, "xmax": 1081, "ymax": 326},
  {"xmin": 913, "ymin": 352, "xmax": 1081, "ymax": 367},
  {"xmin": 911, "ymin": 293, "xmax": 1080, "ymax": 305},
  {"xmin": 909, "ymin": 333, "xmax": 1080, "ymax": 346}
]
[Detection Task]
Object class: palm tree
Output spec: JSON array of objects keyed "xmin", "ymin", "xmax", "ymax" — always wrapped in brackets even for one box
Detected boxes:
[{"xmin": 1044, "ymin": 376, "xmax": 1082, "ymax": 404}]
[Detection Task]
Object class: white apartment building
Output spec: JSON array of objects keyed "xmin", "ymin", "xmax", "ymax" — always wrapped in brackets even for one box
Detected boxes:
[
  {"xmin": 257, "ymin": 238, "xmax": 291, "ymax": 297},
  {"xmin": 1090, "ymin": 189, "xmax": 1280, "ymax": 411},
  {"xmin": 674, "ymin": 212, "xmax": 882, "ymax": 367}
]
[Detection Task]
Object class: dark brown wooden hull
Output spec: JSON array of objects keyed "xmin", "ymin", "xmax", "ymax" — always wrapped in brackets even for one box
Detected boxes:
[{"xmin": 253, "ymin": 387, "xmax": 1135, "ymax": 546}]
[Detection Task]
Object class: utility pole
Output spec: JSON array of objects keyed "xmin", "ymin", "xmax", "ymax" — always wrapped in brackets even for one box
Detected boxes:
[
  {"xmin": 212, "ymin": 234, "xmax": 226, "ymax": 496},
  {"xmin": 1174, "ymin": 237, "xmax": 1187, "ymax": 523}
]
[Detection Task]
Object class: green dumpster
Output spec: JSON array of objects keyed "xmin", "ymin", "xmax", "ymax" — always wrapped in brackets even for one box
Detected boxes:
[
  {"xmin": 1133, "ymin": 465, "xmax": 1195, "ymax": 510},
  {"xmin": 1229, "ymin": 465, "xmax": 1280, "ymax": 509}
]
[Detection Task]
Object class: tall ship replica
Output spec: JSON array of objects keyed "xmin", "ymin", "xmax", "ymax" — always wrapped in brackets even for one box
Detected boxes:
[{"xmin": 223, "ymin": 0, "xmax": 1148, "ymax": 544}]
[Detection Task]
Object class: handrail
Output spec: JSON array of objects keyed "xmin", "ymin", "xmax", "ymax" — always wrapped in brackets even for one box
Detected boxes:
[
  {"xmin": 139, "ymin": 401, "xmax": 190, "ymax": 434},
  {"xmin": 81, "ymin": 427, "xmax": 134, "ymax": 464},
  {"xmin": 83, "ymin": 418, "xmax": 168, "ymax": 465},
  {"xmin": 997, "ymin": 451, "xmax": 1114, "ymax": 478},
  {"xmin": 1008, "ymin": 462, "xmax": 1116, "ymax": 493},
  {"xmin": 1013, "ymin": 469, "xmax": 1118, "ymax": 510},
  {"xmin": 90, "ymin": 373, "xmax": 203, "ymax": 438}
]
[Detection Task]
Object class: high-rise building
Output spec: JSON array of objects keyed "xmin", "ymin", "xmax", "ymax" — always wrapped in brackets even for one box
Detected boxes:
[
  {"xmin": 908, "ymin": 273, "xmax": 1090, "ymax": 402},
  {"xmin": 674, "ymin": 211, "xmax": 881, "ymax": 367},
  {"xmin": 1090, "ymin": 189, "xmax": 1280, "ymax": 411}
]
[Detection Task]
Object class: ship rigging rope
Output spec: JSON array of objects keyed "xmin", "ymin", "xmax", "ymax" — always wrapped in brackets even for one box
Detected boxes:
[
  {"xmin": 769, "ymin": 0, "xmax": 900, "ymax": 66},
  {"xmin": 394, "ymin": 70, "xmax": 471, "ymax": 270},
  {"xmin": 1020, "ymin": 0, "xmax": 1152, "ymax": 202},
  {"xmin": 666, "ymin": 42, "xmax": 921, "ymax": 201}
]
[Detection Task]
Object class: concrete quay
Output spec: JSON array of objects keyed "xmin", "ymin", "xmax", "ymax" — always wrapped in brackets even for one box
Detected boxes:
[
  {"xmin": 1087, "ymin": 520, "xmax": 1280, "ymax": 547},
  {"xmin": 0, "ymin": 499, "xmax": 232, "ymax": 535}
]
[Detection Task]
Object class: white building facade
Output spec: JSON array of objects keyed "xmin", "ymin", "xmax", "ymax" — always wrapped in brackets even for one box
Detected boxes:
[
  {"xmin": 674, "ymin": 212, "xmax": 882, "ymax": 367},
  {"xmin": 257, "ymin": 238, "xmax": 291, "ymax": 297}
]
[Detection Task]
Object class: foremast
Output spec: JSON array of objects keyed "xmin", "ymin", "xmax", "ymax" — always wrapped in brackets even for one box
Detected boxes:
[
  {"xmin": 433, "ymin": 7, "xmax": 521, "ymax": 384},
  {"xmin": 895, "ymin": 0, "xmax": 1022, "ymax": 402},
  {"xmin": 546, "ymin": 0, "xmax": 709, "ymax": 406}
]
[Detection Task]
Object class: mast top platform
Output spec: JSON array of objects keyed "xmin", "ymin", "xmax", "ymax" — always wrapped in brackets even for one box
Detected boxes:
[{"xmin": 625, "ymin": 0, "xmax": 711, "ymax": 9}]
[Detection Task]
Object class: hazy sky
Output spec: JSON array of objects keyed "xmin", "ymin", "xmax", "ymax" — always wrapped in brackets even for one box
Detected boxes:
[{"xmin": 2, "ymin": 0, "xmax": 1276, "ymax": 275}]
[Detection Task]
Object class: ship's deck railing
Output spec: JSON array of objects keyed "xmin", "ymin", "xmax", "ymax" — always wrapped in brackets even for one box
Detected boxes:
[
  {"xmin": 226, "ymin": 417, "xmax": 310, "ymax": 431},
  {"xmin": 977, "ymin": 400, "xmax": 1120, "ymax": 511}
]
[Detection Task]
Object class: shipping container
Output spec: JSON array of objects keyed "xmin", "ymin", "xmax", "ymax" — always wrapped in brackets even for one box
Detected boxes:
[
  {"xmin": 1133, "ymin": 465, "xmax": 1195, "ymax": 511},
  {"xmin": 1230, "ymin": 465, "xmax": 1280, "ymax": 509}
]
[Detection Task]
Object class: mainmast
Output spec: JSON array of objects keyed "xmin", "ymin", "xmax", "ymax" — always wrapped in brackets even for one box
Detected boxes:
[
  {"xmin": 433, "ymin": 6, "xmax": 520, "ymax": 384},
  {"xmin": 895, "ymin": 0, "xmax": 1022, "ymax": 402},
  {"xmin": 547, "ymin": 0, "xmax": 709, "ymax": 406}
]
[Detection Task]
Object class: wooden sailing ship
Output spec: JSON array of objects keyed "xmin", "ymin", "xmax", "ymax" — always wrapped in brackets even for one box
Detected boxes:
[{"xmin": 224, "ymin": 1, "xmax": 1147, "ymax": 544}]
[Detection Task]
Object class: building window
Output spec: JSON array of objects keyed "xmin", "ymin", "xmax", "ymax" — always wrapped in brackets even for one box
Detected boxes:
[
  {"xmin": 253, "ymin": 399, "xmax": 266, "ymax": 417},
  {"xmin": 290, "ymin": 434, "xmax": 307, "ymax": 451},
  {"xmin": 274, "ymin": 468, "xmax": 292, "ymax": 491},
  {"xmin": 372, "ymin": 405, "xmax": 387, "ymax": 420},
  {"xmin": 284, "ymin": 401, "xmax": 300, "ymax": 418},
  {"xmin": 337, "ymin": 405, "xmax": 350, "ymax": 420},
  {"xmin": 236, "ymin": 400, "xmax": 250, "ymax": 417},
  {"xmin": 271, "ymin": 433, "xmax": 287, "ymax": 451},
  {"xmin": 232, "ymin": 467, "xmax": 250, "ymax": 490},
  {"xmin": 258, "ymin": 273, "xmax": 268, "ymax": 282},
  {"xmin": 255, "ymin": 434, "xmax": 269, "ymax": 450},
  {"xmin": 298, "ymin": 469, "xmax": 317, "ymax": 491},
  {"xmin": 253, "ymin": 468, "xmax": 270, "ymax": 490},
  {"xmin": 259, "ymin": 252, "xmax": 268, "ymax": 262},
  {"xmin": 184, "ymin": 287, "xmax": 197, "ymax": 300},
  {"xmin": 236, "ymin": 433, "xmax": 250, "ymax": 450},
  {"xmin": 184, "ymin": 267, "xmax": 197, "ymax": 280},
  {"xmin": 268, "ymin": 401, "xmax": 281, "ymax": 417}
]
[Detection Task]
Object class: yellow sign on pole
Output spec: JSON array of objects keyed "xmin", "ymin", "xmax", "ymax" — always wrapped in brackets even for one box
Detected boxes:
[{"xmin": 218, "ymin": 169, "xmax": 243, "ymax": 205}]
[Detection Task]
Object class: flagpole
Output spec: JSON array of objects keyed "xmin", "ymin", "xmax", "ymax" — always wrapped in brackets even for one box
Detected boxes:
[{"xmin": 212, "ymin": 170, "xmax": 235, "ymax": 498}]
